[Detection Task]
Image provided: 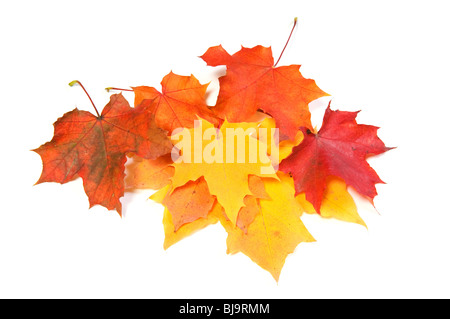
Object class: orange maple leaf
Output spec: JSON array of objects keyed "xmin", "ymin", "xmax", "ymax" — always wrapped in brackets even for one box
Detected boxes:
[
  {"xmin": 200, "ymin": 45, "xmax": 329, "ymax": 140},
  {"xmin": 149, "ymin": 182, "xmax": 221, "ymax": 250},
  {"xmin": 162, "ymin": 177, "xmax": 215, "ymax": 231},
  {"xmin": 149, "ymin": 175, "xmax": 272, "ymax": 249},
  {"xmin": 130, "ymin": 72, "xmax": 220, "ymax": 134},
  {"xmin": 125, "ymin": 154, "xmax": 174, "ymax": 190}
]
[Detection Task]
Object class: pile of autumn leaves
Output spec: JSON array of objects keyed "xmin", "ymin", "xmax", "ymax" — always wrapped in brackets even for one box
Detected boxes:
[{"xmin": 33, "ymin": 45, "xmax": 391, "ymax": 281}]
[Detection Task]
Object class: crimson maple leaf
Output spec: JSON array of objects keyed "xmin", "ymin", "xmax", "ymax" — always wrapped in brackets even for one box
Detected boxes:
[
  {"xmin": 200, "ymin": 44, "xmax": 329, "ymax": 140},
  {"xmin": 279, "ymin": 103, "xmax": 392, "ymax": 214},
  {"xmin": 33, "ymin": 84, "xmax": 173, "ymax": 215}
]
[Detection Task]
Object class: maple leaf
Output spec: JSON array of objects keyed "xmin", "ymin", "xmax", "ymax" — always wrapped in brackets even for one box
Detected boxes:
[
  {"xmin": 169, "ymin": 118, "xmax": 278, "ymax": 225},
  {"xmin": 125, "ymin": 154, "xmax": 174, "ymax": 190},
  {"xmin": 247, "ymin": 175, "xmax": 270, "ymax": 200},
  {"xmin": 161, "ymin": 205, "xmax": 222, "ymax": 250},
  {"xmin": 149, "ymin": 175, "xmax": 269, "ymax": 239},
  {"xmin": 163, "ymin": 177, "xmax": 215, "ymax": 231},
  {"xmin": 200, "ymin": 45, "xmax": 329, "ymax": 140},
  {"xmin": 33, "ymin": 82, "xmax": 173, "ymax": 215},
  {"xmin": 279, "ymin": 103, "xmax": 392, "ymax": 214},
  {"xmin": 297, "ymin": 177, "xmax": 366, "ymax": 227},
  {"xmin": 220, "ymin": 172, "xmax": 315, "ymax": 281},
  {"xmin": 126, "ymin": 71, "xmax": 220, "ymax": 134},
  {"xmin": 150, "ymin": 183, "xmax": 221, "ymax": 250},
  {"xmin": 235, "ymin": 196, "xmax": 260, "ymax": 235},
  {"xmin": 256, "ymin": 116, "xmax": 304, "ymax": 167},
  {"xmin": 31, "ymin": 20, "xmax": 395, "ymax": 284}
]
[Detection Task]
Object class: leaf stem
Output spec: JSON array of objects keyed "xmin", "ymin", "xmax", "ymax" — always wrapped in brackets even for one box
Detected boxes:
[
  {"xmin": 69, "ymin": 80, "xmax": 101, "ymax": 117},
  {"xmin": 105, "ymin": 87, "xmax": 133, "ymax": 92},
  {"xmin": 274, "ymin": 17, "xmax": 298, "ymax": 67}
]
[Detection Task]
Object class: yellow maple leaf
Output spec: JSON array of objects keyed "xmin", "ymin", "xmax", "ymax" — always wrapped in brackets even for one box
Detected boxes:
[
  {"xmin": 220, "ymin": 172, "xmax": 315, "ymax": 281},
  {"xmin": 257, "ymin": 117, "xmax": 304, "ymax": 163},
  {"xmin": 149, "ymin": 174, "xmax": 273, "ymax": 248},
  {"xmin": 161, "ymin": 205, "xmax": 221, "ymax": 250},
  {"xmin": 170, "ymin": 118, "xmax": 278, "ymax": 225},
  {"xmin": 296, "ymin": 177, "xmax": 367, "ymax": 227}
]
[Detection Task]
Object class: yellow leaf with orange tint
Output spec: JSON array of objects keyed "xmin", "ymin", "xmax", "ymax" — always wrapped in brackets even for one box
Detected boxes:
[
  {"xmin": 149, "ymin": 183, "xmax": 171, "ymax": 204},
  {"xmin": 221, "ymin": 172, "xmax": 315, "ymax": 281},
  {"xmin": 296, "ymin": 177, "xmax": 366, "ymax": 227},
  {"xmin": 170, "ymin": 118, "xmax": 278, "ymax": 226},
  {"xmin": 161, "ymin": 204, "xmax": 221, "ymax": 250},
  {"xmin": 257, "ymin": 117, "xmax": 304, "ymax": 163}
]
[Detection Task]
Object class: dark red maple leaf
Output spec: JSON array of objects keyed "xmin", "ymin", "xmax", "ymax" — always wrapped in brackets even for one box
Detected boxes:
[
  {"xmin": 279, "ymin": 103, "xmax": 392, "ymax": 214},
  {"xmin": 33, "ymin": 83, "xmax": 173, "ymax": 215}
]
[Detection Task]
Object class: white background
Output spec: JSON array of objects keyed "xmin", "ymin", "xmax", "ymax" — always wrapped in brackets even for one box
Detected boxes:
[{"xmin": 1, "ymin": 0, "xmax": 449, "ymax": 298}]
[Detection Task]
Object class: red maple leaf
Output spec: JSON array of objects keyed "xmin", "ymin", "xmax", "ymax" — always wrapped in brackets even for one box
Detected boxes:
[
  {"xmin": 33, "ymin": 82, "xmax": 173, "ymax": 215},
  {"xmin": 279, "ymin": 103, "xmax": 392, "ymax": 214},
  {"xmin": 200, "ymin": 44, "xmax": 329, "ymax": 140}
]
